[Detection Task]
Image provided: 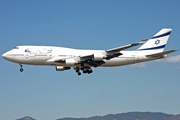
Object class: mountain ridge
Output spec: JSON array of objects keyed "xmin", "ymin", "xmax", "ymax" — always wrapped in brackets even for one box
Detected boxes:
[
  {"xmin": 16, "ymin": 112, "xmax": 180, "ymax": 120},
  {"xmin": 16, "ymin": 116, "xmax": 36, "ymax": 120},
  {"xmin": 57, "ymin": 112, "xmax": 173, "ymax": 120}
]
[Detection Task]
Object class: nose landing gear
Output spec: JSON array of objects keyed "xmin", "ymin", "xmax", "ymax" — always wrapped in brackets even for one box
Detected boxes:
[{"xmin": 19, "ymin": 64, "xmax": 23, "ymax": 72}]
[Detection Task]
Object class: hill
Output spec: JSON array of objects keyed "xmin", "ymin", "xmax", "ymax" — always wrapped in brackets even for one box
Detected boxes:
[
  {"xmin": 15, "ymin": 112, "xmax": 180, "ymax": 120},
  {"xmin": 165, "ymin": 114, "xmax": 180, "ymax": 120},
  {"xmin": 16, "ymin": 116, "xmax": 36, "ymax": 120},
  {"xmin": 57, "ymin": 112, "xmax": 173, "ymax": 120}
]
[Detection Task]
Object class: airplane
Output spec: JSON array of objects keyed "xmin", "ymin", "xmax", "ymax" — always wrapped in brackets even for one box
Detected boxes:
[{"xmin": 2, "ymin": 28, "xmax": 177, "ymax": 75}]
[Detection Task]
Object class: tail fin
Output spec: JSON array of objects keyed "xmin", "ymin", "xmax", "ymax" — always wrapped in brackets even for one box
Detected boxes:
[{"xmin": 138, "ymin": 28, "xmax": 172, "ymax": 52}]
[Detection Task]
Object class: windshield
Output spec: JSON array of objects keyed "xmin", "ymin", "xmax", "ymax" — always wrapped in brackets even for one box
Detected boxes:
[{"xmin": 14, "ymin": 47, "xmax": 19, "ymax": 49}]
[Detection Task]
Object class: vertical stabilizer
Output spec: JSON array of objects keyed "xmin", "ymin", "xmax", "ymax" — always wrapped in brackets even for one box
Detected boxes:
[{"xmin": 138, "ymin": 28, "xmax": 172, "ymax": 52}]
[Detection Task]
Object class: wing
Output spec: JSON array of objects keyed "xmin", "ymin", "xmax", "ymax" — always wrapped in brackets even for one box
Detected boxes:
[
  {"xmin": 46, "ymin": 57, "xmax": 66, "ymax": 63},
  {"xmin": 83, "ymin": 59, "xmax": 105, "ymax": 67},
  {"xmin": 106, "ymin": 38, "xmax": 147, "ymax": 53},
  {"xmin": 105, "ymin": 39, "xmax": 147, "ymax": 60},
  {"xmin": 46, "ymin": 54, "xmax": 105, "ymax": 67},
  {"xmin": 80, "ymin": 54, "xmax": 105, "ymax": 67}
]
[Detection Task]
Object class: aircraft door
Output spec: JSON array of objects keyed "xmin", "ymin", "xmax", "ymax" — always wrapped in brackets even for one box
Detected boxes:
[
  {"xmin": 135, "ymin": 55, "xmax": 145, "ymax": 62},
  {"xmin": 48, "ymin": 54, "xmax": 53, "ymax": 59},
  {"xmin": 136, "ymin": 56, "xmax": 140, "ymax": 61}
]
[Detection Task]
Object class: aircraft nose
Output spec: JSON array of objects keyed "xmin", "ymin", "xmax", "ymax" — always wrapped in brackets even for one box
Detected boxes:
[
  {"xmin": 2, "ymin": 53, "xmax": 6, "ymax": 58},
  {"xmin": 2, "ymin": 52, "xmax": 8, "ymax": 59}
]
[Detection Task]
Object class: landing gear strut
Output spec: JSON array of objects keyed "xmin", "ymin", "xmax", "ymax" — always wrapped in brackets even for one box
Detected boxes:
[
  {"xmin": 75, "ymin": 68, "xmax": 81, "ymax": 76},
  {"xmin": 19, "ymin": 64, "xmax": 23, "ymax": 72}
]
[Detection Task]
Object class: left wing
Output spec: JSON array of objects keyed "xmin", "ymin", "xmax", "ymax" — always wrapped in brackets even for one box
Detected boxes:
[
  {"xmin": 106, "ymin": 38, "xmax": 147, "ymax": 53},
  {"xmin": 105, "ymin": 39, "xmax": 147, "ymax": 60}
]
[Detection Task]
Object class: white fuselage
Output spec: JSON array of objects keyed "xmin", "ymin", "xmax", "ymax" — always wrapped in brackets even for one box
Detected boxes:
[
  {"xmin": 2, "ymin": 46, "xmax": 163, "ymax": 67},
  {"xmin": 2, "ymin": 29, "xmax": 176, "ymax": 75}
]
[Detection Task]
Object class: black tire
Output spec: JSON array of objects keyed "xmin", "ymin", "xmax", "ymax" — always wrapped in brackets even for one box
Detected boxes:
[
  {"xmin": 20, "ymin": 68, "xmax": 23, "ymax": 72},
  {"xmin": 83, "ymin": 69, "xmax": 87, "ymax": 73}
]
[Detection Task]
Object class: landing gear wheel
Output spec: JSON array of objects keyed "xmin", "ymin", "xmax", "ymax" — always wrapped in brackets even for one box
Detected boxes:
[
  {"xmin": 19, "ymin": 64, "xmax": 23, "ymax": 72},
  {"xmin": 76, "ymin": 69, "xmax": 79, "ymax": 73},
  {"xmin": 20, "ymin": 68, "xmax": 23, "ymax": 72},
  {"xmin": 75, "ymin": 67, "xmax": 81, "ymax": 76},
  {"xmin": 83, "ymin": 69, "xmax": 87, "ymax": 73},
  {"xmin": 78, "ymin": 72, "xmax": 81, "ymax": 76},
  {"xmin": 88, "ymin": 69, "xmax": 93, "ymax": 74}
]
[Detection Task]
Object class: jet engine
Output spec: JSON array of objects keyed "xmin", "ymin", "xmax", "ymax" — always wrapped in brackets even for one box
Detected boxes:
[
  {"xmin": 93, "ymin": 53, "xmax": 105, "ymax": 61},
  {"xmin": 56, "ymin": 66, "xmax": 71, "ymax": 71},
  {"xmin": 65, "ymin": 59, "xmax": 78, "ymax": 66}
]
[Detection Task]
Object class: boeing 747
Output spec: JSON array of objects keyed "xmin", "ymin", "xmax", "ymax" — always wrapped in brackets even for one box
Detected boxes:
[{"xmin": 2, "ymin": 28, "xmax": 177, "ymax": 75}]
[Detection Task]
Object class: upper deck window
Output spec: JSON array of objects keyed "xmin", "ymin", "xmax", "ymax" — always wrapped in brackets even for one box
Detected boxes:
[{"xmin": 14, "ymin": 47, "xmax": 19, "ymax": 49}]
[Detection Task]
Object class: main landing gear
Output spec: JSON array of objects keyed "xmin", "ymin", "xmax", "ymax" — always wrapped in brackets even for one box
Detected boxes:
[
  {"xmin": 75, "ymin": 67, "xmax": 93, "ymax": 76},
  {"xmin": 76, "ymin": 68, "xmax": 81, "ymax": 76},
  {"xmin": 19, "ymin": 64, "xmax": 24, "ymax": 72}
]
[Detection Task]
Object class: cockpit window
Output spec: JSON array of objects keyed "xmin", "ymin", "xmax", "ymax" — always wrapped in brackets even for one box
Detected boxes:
[{"xmin": 14, "ymin": 47, "xmax": 19, "ymax": 49}]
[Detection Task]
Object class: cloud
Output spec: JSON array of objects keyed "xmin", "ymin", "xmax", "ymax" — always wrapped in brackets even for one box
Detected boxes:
[
  {"xmin": 176, "ymin": 66, "xmax": 180, "ymax": 69},
  {"xmin": 130, "ymin": 63, "xmax": 146, "ymax": 68},
  {"xmin": 159, "ymin": 55, "xmax": 180, "ymax": 63}
]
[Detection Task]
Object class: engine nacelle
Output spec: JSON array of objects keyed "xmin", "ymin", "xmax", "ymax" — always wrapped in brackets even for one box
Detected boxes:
[
  {"xmin": 65, "ymin": 59, "xmax": 78, "ymax": 66},
  {"xmin": 56, "ymin": 66, "xmax": 71, "ymax": 71},
  {"xmin": 93, "ymin": 53, "xmax": 105, "ymax": 61}
]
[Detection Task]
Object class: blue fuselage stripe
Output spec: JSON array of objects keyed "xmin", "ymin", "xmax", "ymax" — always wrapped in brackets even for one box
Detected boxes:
[
  {"xmin": 151, "ymin": 31, "xmax": 171, "ymax": 39},
  {"xmin": 138, "ymin": 44, "xmax": 166, "ymax": 50}
]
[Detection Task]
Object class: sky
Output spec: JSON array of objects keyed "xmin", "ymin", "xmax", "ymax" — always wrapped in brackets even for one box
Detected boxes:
[{"xmin": 0, "ymin": 0, "xmax": 180, "ymax": 120}]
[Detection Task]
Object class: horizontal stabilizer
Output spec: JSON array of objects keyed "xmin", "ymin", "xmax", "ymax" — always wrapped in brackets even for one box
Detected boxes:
[
  {"xmin": 107, "ymin": 38, "xmax": 147, "ymax": 53},
  {"xmin": 146, "ymin": 49, "xmax": 178, "ymax": 57}
]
